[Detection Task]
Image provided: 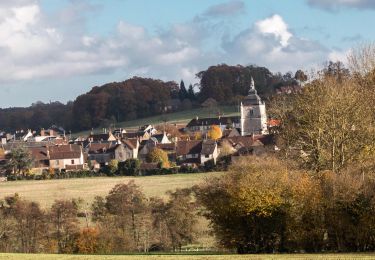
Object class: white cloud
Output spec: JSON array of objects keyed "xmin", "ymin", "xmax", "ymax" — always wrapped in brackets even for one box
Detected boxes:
[
  {"xmin": 255, "ymin": 14, "xmax": 292, "ymax": 47},
  {"xmin": 0, "ymin": 1, "xmax": 340, "ymax": 87},
  {"xmin": 222, "ymin": 15, "xmax": 329, "ymax": 72}
]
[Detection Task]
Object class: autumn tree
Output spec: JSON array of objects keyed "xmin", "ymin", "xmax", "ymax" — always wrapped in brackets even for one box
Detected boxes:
[
  {"xmin": 1, "ymin": 194, "xmax": 47, "ymax": 253},
  {"xmin": 147, "ymin": 148, "xmax": 170, "ymax": 168},
  {"xmin": 150, "ymin": 188, "xmax": 198, "ymax": 251},
  {"xmin": 76, "ymin": 227, "xmax": 100, "ymax": 254},
  {"xmin": 207, "ymin": 125, "xmax": 222, "ymax": 140},
  {"xmin": 270, "ymin": 73, "xmax": 375, "ymax": 173},
  {"xmin": 91, "ymin": 181, "xmax": 151, "ymax": 252},
  {"xmin": 195, "ymin": 157, "xmax": 292, "ymax": 253},
  {"xmin": 49, "ymin": 200, "xmax": 79, "ymax": 253}
]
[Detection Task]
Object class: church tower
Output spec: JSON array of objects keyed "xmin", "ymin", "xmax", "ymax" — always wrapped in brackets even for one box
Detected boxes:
[{"xmin": 240, "ymin": 77, "xmax": 268, "ymax": 136}]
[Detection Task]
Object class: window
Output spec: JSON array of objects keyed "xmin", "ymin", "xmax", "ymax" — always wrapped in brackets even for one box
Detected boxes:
[
  {"xmin": 205, "ymin": 155, "xmax": 210, "ymax": 158},
  {"xmin": 250, "ymin": 109, "xmax": 254, "ymax": 116},
  {"xmin": 71, "ymin": 160, "xmax": 75, "ymax": 164}
]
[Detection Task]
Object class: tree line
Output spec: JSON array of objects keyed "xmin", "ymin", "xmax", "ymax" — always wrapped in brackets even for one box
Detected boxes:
[
  {"xmin": 0, "ymin": 65, "xmax": 300, "ymax": 132},
  {"xmin": 0, "ymin": 182, "xmax": 199, "ymax": 254}
]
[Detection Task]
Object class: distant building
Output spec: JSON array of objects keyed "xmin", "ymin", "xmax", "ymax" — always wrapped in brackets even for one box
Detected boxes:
[
  {"xmin": 186, "ymin": 116, "xmax": 240, "ymax": 133},
  {"xmin": 240, "ymin": 77, "xmax": 268, "ymax": 136},
  {"xmin": 48, "ymin": 144, "xmax": 85, "ymax": 171},
  {"xmin": 176, "ymin": 140, "xmax": 218, "ymax": 166}
]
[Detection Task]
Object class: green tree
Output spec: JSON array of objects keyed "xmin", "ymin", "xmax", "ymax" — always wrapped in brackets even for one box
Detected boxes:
[
  {"xmin": 6, "ymin": 146, "xmax": 33, "ymax": 177},
  {"xmin": 118, "ymin": 159, "xmax": 141, "ymax": 176},
  {"xmin": 108, "ymin": 159, "xmax": 119, "ymax": 175},
  {"xmin": 178, "ymin": 80, "xmax": 188, "ymax": 101},
  {"xmin": 188, "ymin": 84, "xmax": 196, "ymax": 101}
]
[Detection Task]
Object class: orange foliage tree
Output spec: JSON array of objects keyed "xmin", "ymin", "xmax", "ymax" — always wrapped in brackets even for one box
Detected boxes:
[
  {"xmin": 207, "ymin": 125, "xmax": 222, "ymax": 140},
  {"xmin": 76, "ymin": 227, "xmax": 99, "ymax": 254}
]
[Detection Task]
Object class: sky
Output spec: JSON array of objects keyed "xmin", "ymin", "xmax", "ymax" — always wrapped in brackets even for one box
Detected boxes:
[{"xmin": 0, "ymin": 0, "xmax": 374, "ymax": 108}]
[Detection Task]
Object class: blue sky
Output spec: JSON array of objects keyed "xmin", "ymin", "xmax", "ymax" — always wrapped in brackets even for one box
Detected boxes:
[{"xmin": 0, "ymin": 0, "xmax": 374, "ymax": 107}]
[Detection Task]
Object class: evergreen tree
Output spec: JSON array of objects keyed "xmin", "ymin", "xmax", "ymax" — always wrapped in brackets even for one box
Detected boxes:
[
  {"xmin": 188, "ymin": 84, "xmax": 195, "ymax": 101},
  {"xmin": 178, "ymin": 80, "xmax": 188, "ymax": 101}
]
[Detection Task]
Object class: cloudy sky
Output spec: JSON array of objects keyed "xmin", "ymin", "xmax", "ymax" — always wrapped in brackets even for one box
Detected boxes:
[{"xmin": 0, "ymin": 0, "xmax": 374, "ymax": 107}]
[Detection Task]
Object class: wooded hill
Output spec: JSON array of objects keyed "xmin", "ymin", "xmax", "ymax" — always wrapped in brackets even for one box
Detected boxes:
[{"xmin": 0, "ymin": 64, "xmax": 300, "ymax": 132}]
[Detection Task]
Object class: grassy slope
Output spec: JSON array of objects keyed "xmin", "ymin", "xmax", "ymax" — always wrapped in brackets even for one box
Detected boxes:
[
  {"xmin": 73, "ymin": 105, "xmax": 239, "ymax": 137},
  {"xmin": 1, "ymin": 253, "xmax": 375, "ymax": 259},
  {"xmin": 0, "ymin": 172, "xmax": 222, "ymax": 208}
]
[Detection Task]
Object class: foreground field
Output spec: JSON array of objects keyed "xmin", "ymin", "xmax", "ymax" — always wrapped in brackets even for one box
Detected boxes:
[
  {"xmin": 0, "ymin": 172, "xmax": 222, "ymax": 208},
  {"xmin": 1, "ymin": 253, "xmax": 375, "ymax": 260}
]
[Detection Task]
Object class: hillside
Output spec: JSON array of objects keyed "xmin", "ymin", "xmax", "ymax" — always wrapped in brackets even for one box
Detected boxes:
[{"xmin": 73, "ymin": 105, "xmax": 239, "ymax": 136}]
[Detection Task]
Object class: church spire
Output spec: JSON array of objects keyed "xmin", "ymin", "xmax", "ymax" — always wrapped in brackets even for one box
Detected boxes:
[{"xmin": 248, "ymin": 77, "xmax": 256, "ymax": 95}]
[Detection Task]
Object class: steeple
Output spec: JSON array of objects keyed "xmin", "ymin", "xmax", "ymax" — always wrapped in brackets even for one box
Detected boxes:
[
  {"xmin": 248, "ymin": 77, "xmax": 256, "ymax": 95},
  {"xmin": 241, "ymin": 76, "xmax": 268, "ymax": 136}
]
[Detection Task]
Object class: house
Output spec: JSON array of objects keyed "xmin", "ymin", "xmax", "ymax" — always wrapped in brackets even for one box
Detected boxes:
[
  {"xmin": 40, "ymin": 125, "xmax": 65, "ymax": 137},
  {"xmin": 223, "ymin": 135, "xmax": 275, "ymax": 156},
  {"xmin": 200, "ymin": 140, "xmax": 218, "ymax": 165},
  {"xmin": 48, "ymin": 144, "xmax": 85, "ymax": 171},
  {"xmin": 139, "ymin": 125, "xmax": 158, "ymax": 136},
  {"xmin": 121, "ymin": 131, "xmax": 150, "ymax": 142},
  {"xmin": 138, "ymin": 132, "xmax": 171, "ymax": 160},
  {"xmin": 138, "ymin": 137, "xmax": 159, "ymax": 160},
  {"xmin": 152, "ymin": 132, "xmax": 171, "ymax": 144},
  {"xmin": 176, "ymin": 140, "xmax": 218, "ymax": 166},
  {"xmin": 87, "ymin": 143, "xmax": 127, "ymax": 167},
  {"xmin": 186, "ymin": 116, "xmax": 240, "ymax": 133},
  {"xmin": 112, "ymin": 128, "xmax": 127, "ymax": 137},
  {"xmin": 122, "ymin": 138, "xmax": 139, "ymax": 159},
  {"xmin": 222, "ymin": 128, "xmax": 241, "ymax": 138},
  {"xmin": 176, "ymin": 140, "xmax": 202, "ymax": 165},
  {"xmin": 28, "ymin": 147, "xmax": 50, "ymax": 172},
  {"xmin": 87, "ymin": 132, "xmax": 117, "ymax": 142}
]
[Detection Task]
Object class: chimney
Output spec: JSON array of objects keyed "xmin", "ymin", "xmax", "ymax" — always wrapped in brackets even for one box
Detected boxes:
[{"xmin": 196, "ymin": 116, "xmax": 198, "ymax": 121}]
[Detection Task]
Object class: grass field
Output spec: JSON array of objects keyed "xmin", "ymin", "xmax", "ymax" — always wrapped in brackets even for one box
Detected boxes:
[
  {"xmin": 73, "ymin": 105, "xmax": 239, "ymax": 137},
  {"xmin": 0, "ymin": 172, "xmax": 222, "ymax": 208},
  {"xmin": 1, "ymin": 253, "xmax": 375, "ymax": 260}
]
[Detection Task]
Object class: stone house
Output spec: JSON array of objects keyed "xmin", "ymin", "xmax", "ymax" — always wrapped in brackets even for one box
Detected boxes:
[{"xmin": 48, "ymin": 144, "xmax": 85, "ymax": 171}]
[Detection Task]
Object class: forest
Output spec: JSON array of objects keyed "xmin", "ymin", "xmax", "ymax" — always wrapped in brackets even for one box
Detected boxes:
[{"xmin": 0, "ymin": 64, "xmax": 299, "ymax": 132}]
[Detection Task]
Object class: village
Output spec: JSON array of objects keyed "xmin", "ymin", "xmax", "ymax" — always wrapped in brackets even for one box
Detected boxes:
[{"xmin": 0, "ymin": 79, "xmax": 278, "ymax": 178}]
